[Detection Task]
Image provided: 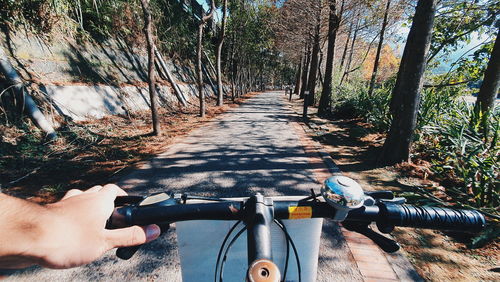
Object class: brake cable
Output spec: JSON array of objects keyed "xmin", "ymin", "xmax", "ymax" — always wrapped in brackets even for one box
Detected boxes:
[
  {"xmin": 219, "ymin": 226, "xmax": 247, "ymax": 282},
  {"xmin": 214, "ymin": 220, "xmax": 242, "ymax": 282},
  {"xmin": 275, "ymin": 219, "xmax": 301, "ymax": 282}
]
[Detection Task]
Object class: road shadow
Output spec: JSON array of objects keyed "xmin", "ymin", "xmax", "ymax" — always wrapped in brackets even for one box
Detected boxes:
[{"xmin": 118, "ymin": 143, "xmax": 321, "ymax": 197}]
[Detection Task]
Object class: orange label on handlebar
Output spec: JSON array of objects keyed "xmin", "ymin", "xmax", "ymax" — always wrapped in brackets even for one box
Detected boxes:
[{"xmin": 288, "ymin": 206, "xmax": 312, "ymax": 219}]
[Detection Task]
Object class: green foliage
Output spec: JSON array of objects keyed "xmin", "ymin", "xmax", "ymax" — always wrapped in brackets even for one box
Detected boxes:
[
  {"xmin": 452, "ymin": 40, "xmax": 496, "ymax": 85},
  {"xmin": 0, "ymin": 0, "xmax": 137, "ymax": 37},
  {"xmin": 331, "ymin": 71, "xmax": 498, "ymax": 210},
  {"xmin": 416, "ymin": 83, "xmax": 465, "ymax": 134},
  {"xmin": 331, "ymin": 78, "xmax": 393, "ymax": 132},
  {"xmin": 415, "ymin": 85, "xmax": 499, "ymax": 210},
  {"xmin": 226, "ymin": 0, "xmax": 282, "ymax": 83},
  {"xmin": 0, "ymin": 0, "xmax": 60, "ymax": 33},
  {"xmin": 470, "ymin": 223, "xmax": 500, "ymax": 248},
  {"xmin": 418, "ymin": 100, "xmax": 499, "ymax": 209},
  {"xmin": 153, "ymin": 0, "xmax": 199, "ymax": 58},
  {"xmin": 0, "ymin": 0, "xmax": 200, "ymax": 58},
  {"xmin": 430, "ymin": 0, "xmax": 499, "ymax": 63}
]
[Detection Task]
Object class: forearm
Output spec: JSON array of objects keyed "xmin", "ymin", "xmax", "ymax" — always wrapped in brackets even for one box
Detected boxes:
[
  {"xmin": 0, "ymin": 193, "xmax": 52, "ymax": 268},
  {"xmin": 0, "ymin": 185, "xmax": 159, "ymax": 270}
]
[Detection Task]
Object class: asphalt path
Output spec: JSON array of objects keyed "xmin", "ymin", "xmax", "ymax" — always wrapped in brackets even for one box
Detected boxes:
[{"xmin": 2, "ymin": 91, "xmax": 364, "ymax": 281}]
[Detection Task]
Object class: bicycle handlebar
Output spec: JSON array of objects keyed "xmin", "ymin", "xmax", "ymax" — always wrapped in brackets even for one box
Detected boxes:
[
  {"xmin": 109, "ymin": 194, "xmax": 486, "ymax": 281},
  {"xmin": 110, "ymin": 198, "xmax": 486, "ymax": 233}
]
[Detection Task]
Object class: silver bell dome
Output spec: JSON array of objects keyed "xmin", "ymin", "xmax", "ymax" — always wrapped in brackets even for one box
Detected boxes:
[{"xmin": 321, "ymin": 176, "xmax": 365, "ymax": 210}]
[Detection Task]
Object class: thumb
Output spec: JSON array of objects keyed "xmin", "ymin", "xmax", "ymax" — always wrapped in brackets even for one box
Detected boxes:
[{"xmin": 105, "ymin": 224, "xmax": 161, "ymax": 248}]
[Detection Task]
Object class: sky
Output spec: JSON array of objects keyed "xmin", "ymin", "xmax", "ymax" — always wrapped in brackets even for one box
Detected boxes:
[{"xmin": 392, "ymin": 24, "xmax": 493, "ymax": 73}]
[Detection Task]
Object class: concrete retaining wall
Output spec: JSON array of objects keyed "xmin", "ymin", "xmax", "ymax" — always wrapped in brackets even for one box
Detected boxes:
[
  {"xmin": 43, "ymin": 84, "xmax": 216, "ymax": 121},
  {"xmin": 1, "ymin": 31, "xmax": 224, "ymax": 121}
]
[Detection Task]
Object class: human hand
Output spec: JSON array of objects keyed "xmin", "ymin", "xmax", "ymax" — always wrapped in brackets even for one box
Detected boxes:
[{"xmin": 38, "ymin": 184, "xmax": 161, "ymax": 268}]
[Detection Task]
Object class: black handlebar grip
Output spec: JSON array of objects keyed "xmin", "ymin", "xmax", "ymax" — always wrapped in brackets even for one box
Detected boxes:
[{"xmin": 379, "ymin": 204, "xmax": 486, "ymax": 233}]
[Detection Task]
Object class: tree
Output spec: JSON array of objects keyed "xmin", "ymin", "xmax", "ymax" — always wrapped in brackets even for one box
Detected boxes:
[
  {"xmin": 306, "ymin": 0, "xmax": 322, "ymax": 106},
  {"xmin": 225, "ymin": 1, "xmax": 278, "ymax": 95},
  {"xmin": 339, "ymin": 19, "xmax": 353, "ymax": 72},
  {"xmin": 475, "ymin": 30, "xmax": 500, "ymax": 114},
  {"xmin": 293, "ymin": 56, "xmax": 303, "ymax": 94},
  {"xmin": 300, "ymin": 43, "xmax": 311, "ymax": 98},
  {"xmin": 340, "ymin": 14, "xmax": 360, "ymax": 85},
  {"xmin": 272, "ymin": 0, "xmax": 318, "ymax": 97},
  {"xmin": 379, "ymin": 0, "xmax": 437, "ymax": 166},
  {"xmin": 140, "ymin": 0, "xmax": 160, "ymax": 135},
  {"xmin": 367, "ymin": 0, "xmax": 391, "ymax": 97},
  {"xmin": 216, "ymin": 0, "xmax": 228, "ymax": 107},
  {"xmin": 318, "ymin": 0, "xmax": 340, "ymax": 116},
  {"xmin": 427, "ymin": 0, "xmax": 499, "ymax": 65},
  {"xmin": 197, "ymin": 0, "xmax": 216, "ymax": 117}
]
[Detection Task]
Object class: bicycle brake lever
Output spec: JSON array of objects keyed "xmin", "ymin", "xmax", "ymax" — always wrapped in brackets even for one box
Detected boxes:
[
  {"xmin": 116, "ymin": 223, "xmax": 170, "ymax": 260},
  {"xmin": 364, "ymin": 191, "xmax": 394, "ymax": 200},
  {"xmin": 113, "ymin": 193, "xmax": 174, "ymax": 260},
  {"xmin": 116, "ymin": 245, "xmax": 141, "ymax": 260},
  {"xmin": 114, "ymin": 195, "xmax": 145, "ymax": 206},
  {"xmin": 342, "ymin": 222, "xmax": 400, "ymax": 253}
]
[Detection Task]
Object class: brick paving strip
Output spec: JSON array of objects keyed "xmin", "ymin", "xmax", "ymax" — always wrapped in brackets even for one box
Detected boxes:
[{"xmin": 289, "ymin": 96, "xmax": 423, "ymax": 282}]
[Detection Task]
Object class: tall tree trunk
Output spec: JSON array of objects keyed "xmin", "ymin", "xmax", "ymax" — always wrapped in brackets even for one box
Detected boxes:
[
  {"xmin": 231, "ymin": 61, "xmax": 236, "ymax": 102},
  {"xmin": 140, "ymin": 0, "xmax": 160, "ymax": 135},
  {"xmin": 229, "ymin": 33, "xmax": 237, "ymax": 101},
  {"xmin": 318, "ymin": 0, "xmax": 340, "ymax": 116},
  {"xmin": 368, "ymin": 0, "xmax": 392, "ymax": 97},
  {"xmin": 341, "ymin": 16, "xmax": 360, "ymax": 85},
  {"xmin": 216, "ymin": 0, "xmax": 228, "ymax": 106},
  {"xmin": 294, "ymin": 56, "xmax": 303, "ymax": 94},
  {"xmin": 154, "ymin": 48, "xmax": 188, "ymax": 107},
  {"xmin": 197, "ymin": 23, "xmax": 206, "ymax": 117},
  {"xmin": 475, "ymin": 31, "xmax": 500, "ymax": 113},
  {"xmin": 307, "ymin": 4, "xmax": 322, "ymax": 106},
  {"xmin": 317, "ymin": 50, "xmax": 324, "ymax": 89},
  {"xmin": 196, "ymin": 1, "xmax": 215, "ymax": 117},
  {"xmin": 339, "ymin": 19, "xmax": 353, "ymax": 72},
  {"xmin": 338, "ymin": 0, "xmax": 345, "ymax": 22},
  {"xmin": 300, "ymin": 43, "xmax": 311, "ymax": 99},
  {"xmin": 379, "ymin": 0, "xmax": 437, "ymax": 166},
  {"xmin": 237, "ymin": 68, "xmax": 243, "ymax": 97}
]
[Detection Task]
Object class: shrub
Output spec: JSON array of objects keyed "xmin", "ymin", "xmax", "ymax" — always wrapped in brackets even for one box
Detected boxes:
[
  {"xmin": 419, "ymin": 103, "xmax": 499, "ymax": 209},
  {"xmin": 330, "ymin": 74, "xmax": 498, "ymax": 210},
  {"xmin": 331, "ymin": 78, "xmax": 393, "ymax": 132}
]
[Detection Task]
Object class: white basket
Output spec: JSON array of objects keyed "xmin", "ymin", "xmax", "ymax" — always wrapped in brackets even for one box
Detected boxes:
[{"xmin": 176, "ymin": 218, "xmax": 323, "ymax": 282}]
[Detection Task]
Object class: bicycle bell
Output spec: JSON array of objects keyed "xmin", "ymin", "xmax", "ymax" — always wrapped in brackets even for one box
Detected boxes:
[{"xmin": 321, "ymin": 176, "xmax": 365, "ymax": 221}]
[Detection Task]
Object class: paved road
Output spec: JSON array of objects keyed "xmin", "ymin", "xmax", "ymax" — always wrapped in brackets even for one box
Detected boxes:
[{"xmin": 2, "ymin": 92, "xmax": 363, "ymax": 281}]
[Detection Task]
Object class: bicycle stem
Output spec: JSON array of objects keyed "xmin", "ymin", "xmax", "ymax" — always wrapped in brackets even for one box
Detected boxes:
[
  {"xmin": 244, "ymin": 194, "xmax": 281, "ymax": 282},
  {"xmin": 245, "ymin": 194, "xmax": 274, "ymax": 263}
]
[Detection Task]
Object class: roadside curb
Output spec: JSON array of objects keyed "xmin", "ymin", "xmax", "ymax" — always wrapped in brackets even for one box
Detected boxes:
[{"xmin": 286, "ymin": 95, "xmax": 422, "ymax": 282}]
